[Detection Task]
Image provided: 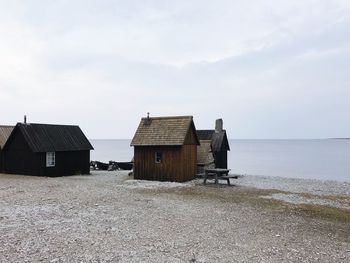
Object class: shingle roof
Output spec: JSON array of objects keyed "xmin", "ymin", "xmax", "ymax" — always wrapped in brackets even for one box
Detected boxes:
[
  {"xmin": 0, "ymin": 125, "xmax": 14, "ymax": 149},
  {"xmin": 131, "ymin": 116, "xmax": 199, "ymax": 146},
  {"xmin": 197, "ymin": 130, "xmax": 214, "ymax": 141},
  {"xmin": 4, "ymin": 123, "xmax": 94, "ymax": 152},
  {"xmin": 197, "ymin": 129, "xmax": 230, "ymax": 152}
]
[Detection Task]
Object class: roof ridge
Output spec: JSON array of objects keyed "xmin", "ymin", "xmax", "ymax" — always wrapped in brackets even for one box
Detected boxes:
[
  {"xmin": 197, "ymin": 129, "xmax": 226, "ymax": 132},
  {"xmin": 18, "ymin": 123, "xmax": 79, "ymax": 127},
  {"xmin": 141, "ymin": 115, "xmax": 193, "ymax": 120},
  {"xmin": 197, "ymin": 129, "xmax": 214, "ymax": 132}
]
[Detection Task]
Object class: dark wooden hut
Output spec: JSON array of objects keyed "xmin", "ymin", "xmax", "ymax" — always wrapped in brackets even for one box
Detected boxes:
[
  {"xmin": 197, "ymin": 119, "xmax": 230, "ymax": 171},
  {"xmin": 131, "ymin": 115, "xmax": 199, "ymax": 182},
  {"xmin": 2, "ymin": 123, "xmax": 93, "ymax": 177},
  {"xmin": 0, "ymin": 125, "xmax": 14, "ymax": 172}
]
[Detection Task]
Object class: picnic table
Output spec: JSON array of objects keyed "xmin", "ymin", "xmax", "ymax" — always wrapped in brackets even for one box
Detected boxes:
[{"xmin": 203, "ymin": 168, "xmax": 238, "ymax": 185}]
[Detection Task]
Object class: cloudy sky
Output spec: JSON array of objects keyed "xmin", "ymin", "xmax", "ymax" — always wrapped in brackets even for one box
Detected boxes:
[{"xmin": 0, "ymin": 0, "xmax": 349, "ymax": 139}]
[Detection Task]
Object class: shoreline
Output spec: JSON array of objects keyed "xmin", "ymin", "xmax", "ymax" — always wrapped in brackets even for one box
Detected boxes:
[
  {"xmin": 234, "ymin": 174, "xmax": 350, "ymax": 196},
  {"xmin": 90, "ymin": 138, "xmax": 350, "ymax": 182}
]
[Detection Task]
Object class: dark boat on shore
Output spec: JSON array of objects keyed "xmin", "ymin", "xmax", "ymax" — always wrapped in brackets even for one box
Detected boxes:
[
  {"xmin": 116, "ymin": 162, "xmax": 133, "ymax": 170},
  {"xmin": 108, "ymin": 161, "xmax": 133, "ymax": 171},
  {"xmin": 91, "ymin": 160, "xmax": 133, "ymax": 171},
  {"xmin": 90, "ymin": 161, "xmax": 109, "ymax": 170}
]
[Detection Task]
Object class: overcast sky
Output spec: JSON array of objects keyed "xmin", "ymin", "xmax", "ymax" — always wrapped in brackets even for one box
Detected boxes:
[{"xmin": 0, "ymin": 0, "xmax": 349, "ymax": 139}]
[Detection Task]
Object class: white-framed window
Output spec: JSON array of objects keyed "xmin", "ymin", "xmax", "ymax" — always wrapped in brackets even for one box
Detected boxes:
[
  {"xmin": 155, "ymin": 151, "xmax": 162, "ymax": 164},
  {"xmin": 46, "ymin": 152, "xmax": 55, "ymax": 167}
]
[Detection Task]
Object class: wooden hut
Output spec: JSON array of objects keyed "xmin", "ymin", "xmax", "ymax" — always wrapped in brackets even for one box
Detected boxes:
[
  {"xmin": 131, "ymin": 115, "xmax": 199, "ymax": 182},
  {"xmin": 2, "ymin": 123, "xmax": 93, "ymax": 177},
  {"xmin": 0, "ymin": 125, "xmax": 14, "ymax": 172},
  {"xmin": 197, "ymin": 119, "xmax": 230, "ymax": 172}
]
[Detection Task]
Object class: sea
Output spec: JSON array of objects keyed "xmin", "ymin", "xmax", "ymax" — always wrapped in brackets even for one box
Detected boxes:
[{"xmin": 90, "ymin": 139, "xmax": 350, "ymax": 182}]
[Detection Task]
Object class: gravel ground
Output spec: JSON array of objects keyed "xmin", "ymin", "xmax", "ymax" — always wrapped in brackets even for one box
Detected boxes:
[
  {"xmin": 0, "ymin": 171, "xmax": 349, "ymax": 262},
  {"xmin": 262, "ymin": 193, "xmax": 350, "ymax": 209},
  {"xmin": 235, "ymin": 174, "xmax": 350, "ymax": 196}
]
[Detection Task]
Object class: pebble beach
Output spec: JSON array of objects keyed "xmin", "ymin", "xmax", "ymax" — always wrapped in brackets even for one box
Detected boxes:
[{"xmin": 0, "ymin": 171, "xmax": 349, "ymax": 262}]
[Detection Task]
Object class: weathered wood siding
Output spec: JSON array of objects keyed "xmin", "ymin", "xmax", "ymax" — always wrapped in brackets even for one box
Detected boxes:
[
  {"xmin": 3, "ymin": 128, "xmax": 90, "ymax": 177},
  {"xmin": 0, "ymin": 150, "xmax": 3, "ymax": 172},
  {"xmin": 3, "ymin": 128, "xmax": 40, "ymax": 175},
  {"xmin": 179, "ymin": 144, "xmax": 197, "ymax": 181},
  {"xmin": 184, "ymin": 124, "xmax": 198, "ymax": 145},
  {"xmin": 39, "ymin": 151, "xmax": 90, "ymax": 177},
  {"xmin": 134, "ymin": 145, "xmax": 197, "ymax": 182},
  {"xmin": 0, "ymin": 148, "xmax": 3, "ymax": 172},
  {"xmin": 214, "ymin": 150, "xmax": 228, "ymax": 169}
]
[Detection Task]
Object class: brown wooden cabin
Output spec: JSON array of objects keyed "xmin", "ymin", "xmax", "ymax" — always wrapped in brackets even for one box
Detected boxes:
[
  {"xmin": 131, "ymin": 115, "xmax": 199, "ymax": 182},
  {"xmin": 0, "ymin": 125, "xmax": 14, "ymax": 172},
  {"xmin": 2, "ymin": 123, "xmax": 93, "ymax": 177},
  {"xmin": 197, "ymin": 119, "xmax": 230, "ymax": 172}
]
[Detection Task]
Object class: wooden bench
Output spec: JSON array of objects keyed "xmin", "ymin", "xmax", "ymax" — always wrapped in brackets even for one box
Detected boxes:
[
  {"xmin": 219, "ymin": 175, "xmax": 238, "ymax": 185},
  {"xmin": 203, "ymin": 168, "xmax": 237, "ymax": 185}
]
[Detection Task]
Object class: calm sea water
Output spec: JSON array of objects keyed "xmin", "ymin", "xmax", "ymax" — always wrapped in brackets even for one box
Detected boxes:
[{"xmin": 90, "ymin": 139, "xmax": 350, "ymax": 182}]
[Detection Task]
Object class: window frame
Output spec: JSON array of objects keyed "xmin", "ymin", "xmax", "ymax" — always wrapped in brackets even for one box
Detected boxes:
[
  {"xmin": 46, "ymin": 152, "xmax": 56, "ymax": 167},
  {"xmin": 155, "ymin": 151, "xmax": 162, "ymax": 164}
]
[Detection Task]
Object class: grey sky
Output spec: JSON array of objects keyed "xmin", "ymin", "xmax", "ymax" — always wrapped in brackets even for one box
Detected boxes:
[{"xmin": 0, "ymin": 0, "xmax": 349, "ymax": 139}]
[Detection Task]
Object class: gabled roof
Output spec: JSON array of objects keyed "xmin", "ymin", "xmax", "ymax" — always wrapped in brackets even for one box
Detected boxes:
[
  {"xmin": 131, "ymin": 116, "xmax": 199, "ymax": 146},
  {"xmin": 0, "ymin": 125, "xmax": 14, "ymax": 149},
  {"xmin": 3, "ymin": 123, "xmax": 94, "ymax": 153},
  {"xmin": 197, "ymin": 129, "xmax": 230, "ymax": 152},
  {"xmin": 212, "ymin": 132, "xmax": 230, "ymax": 151}
]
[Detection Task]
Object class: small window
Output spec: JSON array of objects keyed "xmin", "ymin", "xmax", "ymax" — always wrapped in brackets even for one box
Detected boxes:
[
  {"xmin": 155, "ymin": 151, "xmax": 162, "ymax": 163},
  {"xmin": 46, "ymin": 152, "xmax": 55, "ymax": 167}
]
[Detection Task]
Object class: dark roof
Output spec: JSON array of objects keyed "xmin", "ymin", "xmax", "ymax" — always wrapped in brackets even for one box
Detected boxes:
[
  {"xmin": 0, "ymin": 125, "xmax": 14, "ymax": 149},
  {"xmin": 4, "ymin": 123, "xmax": 93, "ymax": 152},
  {"xmin": 197, "ymin": 129, "xmax": 230, "ymax": 152},
  {"xmin": 131, "ymin": 116, "xmax": 199, "ymax": 146},
  {"xmin": 197, "ymin": 130, "xmax": 214, "ymax": 141},
  {"xmin": 212, "ymin": 132, "xmax": 230, "ymax": 151}
]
